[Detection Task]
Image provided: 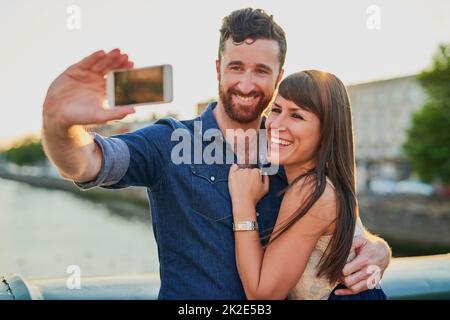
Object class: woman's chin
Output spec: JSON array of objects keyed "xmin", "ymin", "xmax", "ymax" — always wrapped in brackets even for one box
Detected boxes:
[{"xmin": 268, "ymin": 154, "xmax": 286, "ymax": 165}]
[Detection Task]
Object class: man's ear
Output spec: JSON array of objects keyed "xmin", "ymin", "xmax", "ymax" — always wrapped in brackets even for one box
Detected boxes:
[{"xmin": 216, "ymin": 59, "xmax": 221, "ymax": 82}]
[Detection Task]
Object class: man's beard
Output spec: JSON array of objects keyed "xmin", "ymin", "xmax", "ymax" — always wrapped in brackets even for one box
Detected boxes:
[{"xmin": 219, "ymin": 83, "xmax": 272, "ymax": 123}]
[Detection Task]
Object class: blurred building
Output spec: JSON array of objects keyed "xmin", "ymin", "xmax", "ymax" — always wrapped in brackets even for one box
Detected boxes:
[
  {"xmin": 196, "ymin": 100, "xmax": 214, "ymax": 116},
  {"xmin": 89, "ymin": 121, "xmax": 149, "ymax": 137},
  {"xmin": 188, "ymin": 76, "xmax": 427, "ymax": 193},
  {"xmin": 347, "ymin": 75, "xmax": 426, "ymax": 191}
]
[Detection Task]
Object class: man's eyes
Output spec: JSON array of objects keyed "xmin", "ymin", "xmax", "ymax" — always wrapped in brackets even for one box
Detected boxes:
[
  {"xmin": 228, "ymin": 66, "xmax": 269, "ymax": 74},
  {"xmin": 256, "ymin": 69, "xmax": 269, "ymax": 74}
]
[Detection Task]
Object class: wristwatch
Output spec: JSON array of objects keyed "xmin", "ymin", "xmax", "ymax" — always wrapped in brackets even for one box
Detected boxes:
[{"xmin": 233, "ymin": 221, "xmax": 258, "ymax": 232}]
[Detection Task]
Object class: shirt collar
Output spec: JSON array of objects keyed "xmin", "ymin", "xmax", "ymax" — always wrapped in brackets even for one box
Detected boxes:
[{"xmin": 199, "ymin": 101, "xmax": 220, "ymax": 132}]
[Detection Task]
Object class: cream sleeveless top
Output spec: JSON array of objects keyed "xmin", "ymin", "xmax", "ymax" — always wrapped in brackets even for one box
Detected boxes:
[{"xmin": 288, "ymin": 178, "xmax": 364, "ymax": 300}]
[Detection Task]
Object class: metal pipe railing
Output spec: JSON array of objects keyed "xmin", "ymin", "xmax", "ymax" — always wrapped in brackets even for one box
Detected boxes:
[{"xmin": 1, "ymin": 254, "xmax": 449, "ymax": 300}]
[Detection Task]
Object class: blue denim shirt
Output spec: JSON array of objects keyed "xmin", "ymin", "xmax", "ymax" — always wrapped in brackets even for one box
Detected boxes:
[{"xmin": 77, "ymin": 102, "xmax": 288, "ymax": 299}]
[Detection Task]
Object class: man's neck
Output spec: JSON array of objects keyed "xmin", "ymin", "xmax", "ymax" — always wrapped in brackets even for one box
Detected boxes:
[{"xmin": 213, "ymin": 102, "xmax": 263, "ymax": 166}]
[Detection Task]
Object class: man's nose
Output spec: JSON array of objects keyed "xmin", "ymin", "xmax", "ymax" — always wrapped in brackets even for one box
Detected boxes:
[{"xmin": 237, "ymin": 72, "xmax": 256, "ymax": 94}]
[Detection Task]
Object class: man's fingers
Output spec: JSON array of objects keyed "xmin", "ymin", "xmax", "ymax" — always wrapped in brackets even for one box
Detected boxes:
[
  {"xmin": 341, "ymin": 268, "xmax": 369, "ymax": 288},
  {"xmin": 342, "ymin": 254, "xmax": 369, "ymax": 276},
  {"xmin": 117, "ymin": 55, "xmax": 133, "ymax": 70},
  {"xmin": 351, "ymin": 235, "xmax": 367, "ymax": 252},
  {"xmin": 91, "ymin": 49, "xmax": 122, "ymax": 74},
  {"xmin": 75, "ymin": 50, "xmax": 107, "ymax": 70},
  {"xmin": 350, "ymin": 280, "xmax": 369, "ymax": 294},
  {"xmin": 94, "ymin": 107, "xmax": 135, "ymax": 123},
  {"xmin": 334, "ymin": 280, "xmax": 368, "ymax": 296},
  {"xmin": 106, "ymin": 54, "xmax": 132, "ymax": 74},
  {"xmin": 333, "ymin": 289, "xmax": 354, "ymax": 296},
  {"xmin": 74, "ymin": 49, "xmax": 132, "ymax": 75},
  {"xmin": 113, "ymin": 53, "xmax": 130, "ymax": 69},
  {"xmin": 115, "ymin": 53, "xmax": 133, "ymax": 70}
]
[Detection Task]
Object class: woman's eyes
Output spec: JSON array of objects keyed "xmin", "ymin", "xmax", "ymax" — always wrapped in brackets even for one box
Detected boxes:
[
  {"xmin": 270, "ymin": 107, "xmax": 282, "ymax": 113},
  {"xmin": 270, "ymin": 108, "xmax": 304, "ymax": 120},
  {"xmin": 291, "ymin": 113, "xmax": 305, "ymax": 120}
]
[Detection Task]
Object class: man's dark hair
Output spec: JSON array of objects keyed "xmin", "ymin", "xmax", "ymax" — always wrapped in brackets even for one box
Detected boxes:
[{"xmin": 219, "ymin": 8, "xmax": 287, "ymax": 71}]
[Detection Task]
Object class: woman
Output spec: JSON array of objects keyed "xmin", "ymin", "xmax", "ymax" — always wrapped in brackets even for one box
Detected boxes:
[{"xmin": 228, "ymin": 70, "xmax": 387, "ymax": 300}]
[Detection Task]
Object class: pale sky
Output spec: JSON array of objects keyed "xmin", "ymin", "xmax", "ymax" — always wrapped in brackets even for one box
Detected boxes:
[{"xmin": 1, "ymin": 0, "xmax": 449, "ymax": 147}]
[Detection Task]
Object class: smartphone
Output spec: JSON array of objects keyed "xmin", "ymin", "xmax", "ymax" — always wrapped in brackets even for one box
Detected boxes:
[{"xmin": 107, "ymin": 65, "xmax": 173, "ymax": 107}]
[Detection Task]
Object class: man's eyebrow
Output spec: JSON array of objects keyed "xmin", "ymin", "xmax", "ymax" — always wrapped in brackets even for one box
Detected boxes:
[{"xmin": 227, "ymin": 61, "xmax": 244, "ymax": 66}]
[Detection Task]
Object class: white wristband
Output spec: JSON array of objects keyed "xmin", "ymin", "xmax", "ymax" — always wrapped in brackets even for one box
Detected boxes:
[{"xmin": 233, "ymin": 221, "xmax": 258, "ymax": 231}]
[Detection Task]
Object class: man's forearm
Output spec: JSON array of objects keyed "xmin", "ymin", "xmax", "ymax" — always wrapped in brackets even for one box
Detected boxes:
[
  {"xmin": 366, "ymin": 232, "xmax": 392, "ymax": 267},
  {"xmin": 359, "ymin": 215, "xmax": 392, "ymax": 261},
  {"xmin": 42, "ymin": 115, "xmax": 102, "ymax": 182}
]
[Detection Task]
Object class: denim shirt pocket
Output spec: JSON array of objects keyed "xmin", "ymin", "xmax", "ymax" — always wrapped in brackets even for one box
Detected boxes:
[{"xmin": 190, "ymin": 164, "xmax": 232, "ymax": 222}]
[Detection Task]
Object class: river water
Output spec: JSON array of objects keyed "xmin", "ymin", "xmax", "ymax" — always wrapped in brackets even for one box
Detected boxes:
[
  {"xmin": 0, "ymin": 178, "xmax": 159, "ymax": 279},
  {"xmin": 1, "ymin": 176, "xmax": 448, "ymax": 282}
]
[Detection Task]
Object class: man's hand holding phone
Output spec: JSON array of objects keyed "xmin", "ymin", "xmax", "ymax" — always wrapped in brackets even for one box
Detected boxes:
[
  {"xmin": 43, "ymin": 48, "xmax": 136, "ymax": 128},
  {"xmin": 42, "ymin": 49, "xmax": 173, "ymax": 182},
  {"xmin": 42, "ymin": 49, "xmax": 137, "ymax": 183}
]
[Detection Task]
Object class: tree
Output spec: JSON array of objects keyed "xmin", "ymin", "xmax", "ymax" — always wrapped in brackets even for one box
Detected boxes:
[
  {"xmin": 3, "ymin": 137, "xmax": 47, "ymax": 166},
  {"xmin": 403, "ymin": 44, "xmax": 450, "ymax": 185}
]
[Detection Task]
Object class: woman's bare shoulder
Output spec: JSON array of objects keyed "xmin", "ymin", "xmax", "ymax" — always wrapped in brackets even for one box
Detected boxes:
[{"xmin": 284, "ymin": 176, "xmax": 337, "ymax": 222}]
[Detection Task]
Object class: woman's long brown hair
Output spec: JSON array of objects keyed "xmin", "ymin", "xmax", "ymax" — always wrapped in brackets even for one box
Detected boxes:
[{"xmin": 264, "ymin": 70, "xmax": 358, "ymax": 284}]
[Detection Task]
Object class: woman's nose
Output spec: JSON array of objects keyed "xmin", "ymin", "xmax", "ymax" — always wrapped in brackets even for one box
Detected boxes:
[{"xmin": 268, "ymin": 115, "xmax": 287, "ymax": 131}]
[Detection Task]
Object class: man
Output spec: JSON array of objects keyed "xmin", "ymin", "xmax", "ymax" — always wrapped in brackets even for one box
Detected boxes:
[{"xmin": 42, "ymin": 8, "xmax": 391, "ymax": 299}]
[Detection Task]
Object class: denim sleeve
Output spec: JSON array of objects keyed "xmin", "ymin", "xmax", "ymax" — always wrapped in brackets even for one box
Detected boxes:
[
  {"xmin": 74, "ymin": 133, "xmax": 130, "ymax": 190},
  {"xmin": 75, "ymin": 123, "xmax": 171, "ymax": 190}
]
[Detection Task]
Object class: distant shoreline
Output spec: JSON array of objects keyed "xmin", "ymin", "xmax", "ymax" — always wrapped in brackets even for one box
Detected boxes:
[
  {"xmin": 1, "ymin": 166, "xmax": 449, "ymax": 256},
  {"xmin": 0, "ymin": 167, "xmax": 151, "ymax": 221}
]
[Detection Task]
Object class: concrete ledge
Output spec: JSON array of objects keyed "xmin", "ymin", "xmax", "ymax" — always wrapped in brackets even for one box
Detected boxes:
[
  {"xmin": 1, "ymin": 254, "xmax": 449, "ymax": 300},
  {"xmin": 382, "ymin": 253, "xmax": 450, "ymax": 299}
]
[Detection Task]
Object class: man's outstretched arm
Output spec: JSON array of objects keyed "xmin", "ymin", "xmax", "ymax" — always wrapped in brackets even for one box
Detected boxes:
[{"xmin": 42, "ymin": 49, "xmax": 135, "ymax": 182}]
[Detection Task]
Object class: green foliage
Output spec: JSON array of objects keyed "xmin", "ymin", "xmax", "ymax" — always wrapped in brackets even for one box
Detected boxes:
[
  {"xmin": 417, "ymin": 44, "xmax": 450, "ymax": 102},
  {"xmin": 3, "ymin": 137, "xmax": 47, "ymax": 166},
  {"xmin": 403, "ymin": 44, "xmax": 450, "ymax": 184}
]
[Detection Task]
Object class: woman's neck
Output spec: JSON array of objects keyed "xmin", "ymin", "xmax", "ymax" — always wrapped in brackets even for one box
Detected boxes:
[{"xmin": 284, "ymin": 160, "xmax": 316, "ymax": 185}]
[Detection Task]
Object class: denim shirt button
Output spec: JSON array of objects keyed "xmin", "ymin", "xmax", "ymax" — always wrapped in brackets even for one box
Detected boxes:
[
  {"xmin": 210, "ymin": 176, "xmax": 215, "ymax": 181},
  {"xmin": 256, "ymin": 212, "xmax": 260, "ymax": 216}
]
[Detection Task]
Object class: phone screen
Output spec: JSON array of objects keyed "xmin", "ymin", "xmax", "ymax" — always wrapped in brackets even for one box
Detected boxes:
[{"xmin": 114, "ymin": 66, "xmax": 164, "ymax": 106}]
